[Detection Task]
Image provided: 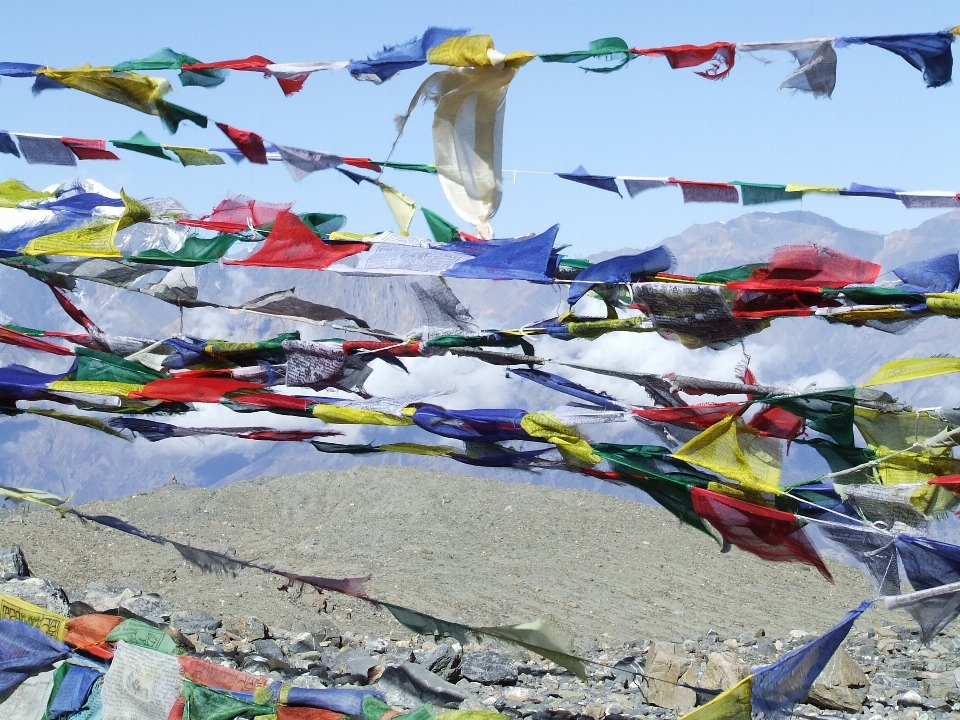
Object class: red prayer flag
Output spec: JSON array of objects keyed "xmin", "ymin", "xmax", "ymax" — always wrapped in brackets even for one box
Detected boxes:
[
  {"xmin": 728, "ymin": 245, "xmax": 881, "ymax": 292},
  {"xmin": 342, "ymin": 157, "xmax": 383, "ymax": 172},
  {"xmin": 238, "ymin": 429, "xmax": 341, "ymax": 441},
  {"xmin": 691, "ymin": 486, "xmax": 833, "ymax": 582},
  {"xmin": 0, "ymin": 327, "xmax": 74, "ymax": 356},
  {"xmin": 179, "ymin": 655, "xmax": 269, "ymax": 692},
  {"xmin": 131, "ymin": 377, "xmax": 266, "ymax": 403},
  {"xmin": 632, "ymin": 402, "xmax": 743, "ymax": 429},
  {"xmin": 183, "ymin": 55, "xmax": 273, "ymax": 71},
  {"xmin": 225, "ymin": 211, "xmax": 367, "ymax": 270},
  {"xmin": 278, "ymin": 708, "xmax": 345, "ymax": 720},
  {"xmin": 178, "ymin": 197, "xmax": 293, "ymax": 233},
  {"xmin": 216, "ymin": 122, "xmax": 268, "ymax": 164},
  {"xmin": 929, "ymin": 475, "xmax": 960, "ymax": 493},
  {"xmin": 63, "ymin": 613, "xmax": 124, "ymax": 660},
  {"xmin": 632, "ymin": 42, "xmax": 736, "ymax": 79},
  {"xmin": 225, "ymin": 392, "xmax": 316, "ymax": 414},
  {"xmin": 748, "ymin": 406, "xmax": 805, "ymax": 439},
  {"xmin": 62, "ymin": 137, "xmax": 120, "ymax": 161},
  {"xmin": 341, "ymin": 340, "xmax": 421, "ymax": 357}
]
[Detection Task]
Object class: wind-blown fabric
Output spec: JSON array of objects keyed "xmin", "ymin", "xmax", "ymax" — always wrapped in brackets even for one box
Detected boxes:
[
  {"xmin": 46, "ymin": 663, "xmax": 102, "ymax": 718},
  {"xmin": 729, "ymin": 245, "xmax": 881, "ymax": 291},
  {"xmin": 813, "ymin": 521, "xmax": 900, "ymax": 596},
  {"xmin": 884, "ymin": 581, "xmax": 960, "ymax": 644},
  {"xmin": 0, "ymin": 132, "xmax": 21, "ymax": 157},
  {"xmin": 216, "ymin": 123, "xmax": 268, "ymax": 164},
  {"xmin": 182, "ymin": 55, "xmax": 310, "ymax": 95},
  {"xmin": 556, "ymin": 166, "xmax": 621, "ymax": 196},
  {"xmin": 411, "ymin": 405, "xmax": 530, "ymax": 442},
  {"xmin": 111, "ymin": 131, "xmax": 175, "ymax": 161},
  {"xmin": 893, "ymin": 252, "xmax": 960, "ymax": 293},
  {"xmin": 0, "ymin": 620, "xmax": 71, "ymax": 694},
  {"xmin": 378, "ymin": 182, "xmax": 417, "ymax": 234},
  {"xmin": 274, "ymin": 145, "xmax": 343, "ymax": 181},
  {"xmin": 864, "ymin": 356, "xmax": 960, "ymax": 386},
  {"xmin": 633, "ymin": 402, "xmax": 744, "ymax": 429},
  {"xmin": 621, "ymin": 177, "xmax": 670, "ymax": 198},
  {"xmin": 634, "ymin": 42, "xmax": 736, "ymax": 79},
  {"xmin": 730, "ymin": 182, "xmax": 801, "ymax": 205},
  {"xmin": 401, "ymin": 61, "xmax": 525, "ymax": 237},
  {"xmin": 349, "ymin": 27, "xmax": 469, "ymax": 83},
  {"xmin": 671, "ymin": 180, "xmax": 739, "ymax": 203},
  {"xmin": 672, "ymin": 415, "xmax": 782, "ymax": 493},
  {"xmin": 113, "ymin": 48, "xmax": 227, "ymax": 87},
  {"xmin": 225, "ymin": 211, "xmax": 367, "ymax": 270},
  {"xmin": 749, "ymin": 601, "xmax": 871, "ymax": 717},
  {"xmin": 567, "ymin": 246, "xmax": 674, "ymax": 304},
  {"xmin": 836, "ymin": 32, "xmax": 955, "ymax": 88},
  {"xmin": 178, "ymin": 197, "xmax": 292, "ymax": 233},
  {"xmin": 443, "ymin": 225, "xmax": 559, "ymax": 281},
  {"xmin": 691, "ymin": 487, "xmax": 833, "ymax": 581},
  {"xmin": 61, "ymin": 137, "xmax": 120, "ymax": 161},
  {"xmin": 508, "ymin": 368, "xmax": 626, "ymax": 410},
  {"xmin": 35, "ymin": 66, "xmax": 206, "ymax": 132},
  {"xmin": 898, "ymin": 191, "xmax": 960, "ymax": 209},
  {"xmin": 840, "ymin": 182, "xmax": 901, "ymax": 199},
  {"xmin": 14, "ymin": 134, "xmax": 77, "ymax": 166},
  {"xmin": 539, "ymin": 37, "xmax": 636, "ymax": 73},
  {"xmin": 737, "ymin": 39, "xmax": 838, "ymax": 97}
]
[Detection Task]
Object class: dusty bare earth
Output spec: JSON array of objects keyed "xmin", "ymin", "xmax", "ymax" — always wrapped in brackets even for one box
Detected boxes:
[{"xmin": 0, "ymin": 466, "xmax": 898, "ymax": 647}]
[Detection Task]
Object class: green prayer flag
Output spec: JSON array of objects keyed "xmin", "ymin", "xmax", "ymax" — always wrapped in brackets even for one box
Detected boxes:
[
  {"xmin": 310, "ymin": 440, "xmax": 383, "ymax": 454},
  {"xmin": 762, "ymin": 387, "xmax": 857, "ymax": 447},
  {"xmin": 558, "ymin": 258, "xmax": 592, "ymax": 270},
  {"xmin": 539, "ymin": 37, "xmax": 635, "ymax": 73},
  {"xmin": 375, "ymin": 161, "xmax": 437, "ymax": 173},
  {"xmin": 106, "ymin": 619, "xmax": 183, "ymax": 655},
  {"xmin": 695, "ymin": 264, "xmax": 767, "ymax": 284},
  {"xmin": 181, "ymin": 680, "xmax": 274, "ymax": 720},
  {"xmin": 794, "ymin": 438, "xmax": 879, "ymax": 484},
  {"xmin": 729, "ymin": 182, "xmax": 802, "ymax": 205},
  {"xmin": 112, "ymin": 131, "xmax": 175, "ymax": 161},
  {"xmin": 164, "ymin": 146, "xmax": 226, "ymax": 166},
  {"xmin": 130, "ymin": 234, "xmax": 238, "ymax": 266},
  {"xmin": 156, "ymin": 100, "xmax": 209, "ymax": 133},
  {"xmin": 112, "ymin": 47, "xmax": 227, "ymax": 88},
  {"xmin": 822, "ymin": 286, "xmax": 926, "ymax": 305},
  {"xmin": 299, "ymin": 212, "xmax": 347, "ymax": 236},
  {"xmin": 74, "ymin": 346, "xmax": 168, "ymax": 384},
  {"xmin": 422, "ymin": 207, "xmax": 460, "ymax": 243}
]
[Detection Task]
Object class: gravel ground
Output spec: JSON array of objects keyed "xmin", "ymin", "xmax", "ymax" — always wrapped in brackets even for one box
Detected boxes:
[{"xmin": 0, "ymin": 465, "xmax": 899, "ymax": 646}]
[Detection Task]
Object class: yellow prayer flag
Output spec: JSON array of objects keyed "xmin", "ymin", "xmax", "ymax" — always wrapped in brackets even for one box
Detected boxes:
[
  {"xmin": 38, "ymin": 65, "xmax": 172, "ymax": 116},
  {"xmin": 672, "ymin": 416, "xmax": 782, "ymax": 494},
  {"xmin": 380, "ymin": 442, "xmax": 455, "ymax": 456},
  {"xmin": 925, "ymin": 293, "xmax": 960, "ymax": 317},
  {"xmin": 118, "ymin": 188, "xmax": 152, "ymax": 230},
  {"xmin": 427, "ymin": 35, "xmax": 536, "ymax": 68},
  {"xmin": 0, "ymin": 179, "xmax": 53, "ymax": 207},
  {"xmin": 311, "ymin": 404, "xmax": 414, "ymax": 426},
  {"xmin": 23, "ymin": 220, "xmax": 121, "ymax": 257},
  {"xmin": 783, "ymin": 184, "xmax": 844, "ymax": 194},
  {"xmin": 520, "ymin": 412, "xmax": 600, "ymax": 466},
  {"xmin": 863, "ymin": 357, "xmax": 960, "ymax": 386},
  {"xmin": 0, "ymin": 594, "xmax": 69, "ymax": 640},
  {"xmin": 678, "ymin": 675, "xmax": 753, "ymax": 720},
  {"xmin": 378, "ymin": 182, "xmax": 417, "ymax": 235},
  {"xmin": 48, "ymin": 380, "xmax": 146, "ymax": 397}
]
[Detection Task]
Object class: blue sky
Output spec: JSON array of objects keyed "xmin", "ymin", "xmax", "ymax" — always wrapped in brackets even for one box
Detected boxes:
[{"xmin": 0, "ymin": 0, "xmax": 957, "ymax": 255}]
